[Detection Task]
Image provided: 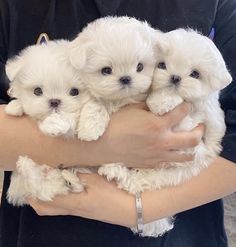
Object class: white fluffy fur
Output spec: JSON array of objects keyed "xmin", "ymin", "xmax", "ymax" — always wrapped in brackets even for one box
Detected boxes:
[
  {"xmin": 70, "ymin": 16, "xmax": 157, "ymax": 115},
  {"xmin": 6, "ymin": 20, "xmax": 230, "ymax": 238},
  {"xmin": 6, "ymin": 40, "xmax": 92, "ymax": 206},
  {"xmin": 70, "ymin": 17, "xmax": 174, "ymax": 236},
  {"xmin": 98, "ymin": 29, "xmax": 232, "ymax": 237},
  {"xmin": 6, "ymin": 16, "xmax": 158, "ymax": 207},
  {"xmin": 70, "ymin": 18, "xmax": 168, "ymax": 236}
]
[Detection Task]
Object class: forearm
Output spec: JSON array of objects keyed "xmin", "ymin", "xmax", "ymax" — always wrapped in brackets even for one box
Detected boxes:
[
  {"xmin": 0, "ymin": 102, "xmax": 204, "ymax": 171},
  {"xmin": 0, "ymin": 105, "xmax": 101, "ymax": 170},
  {"xmin": 27, "ymin": 156, "xmax": 236, "ymax": 228},
  {"xmin": 142, "ymin": 156, "xmax": 236, "ymax": 224}
]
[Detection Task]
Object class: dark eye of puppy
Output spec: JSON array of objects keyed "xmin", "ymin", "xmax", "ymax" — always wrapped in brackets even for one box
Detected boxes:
[
  {"xmin": 157, "ymin": 62, "xmax": 166, "ymax": 70},
  {"xmin": 136, "ymin": 63, "xmax": 144, "ymax": 72},
  {"xmin": 69, "ymin": 88, "xmax": 79, "ymax": 96},
  {"xmin": 190, "ymin": 70, "xmax": 200, "ymax": 79},
  {"xmin": 34, "ymin": 87, "xmax": 43, "ymax": 96},
  {"xmin": 101, "ymin": 67, "xmax": 112, "ymax": 75}
]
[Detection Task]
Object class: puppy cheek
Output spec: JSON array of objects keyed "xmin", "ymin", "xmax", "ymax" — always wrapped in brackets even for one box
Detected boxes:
[
  {"xmin": 95, "ymin": 76, "xmax": 121, "ymax": 95},
  {"xmin": 23, "ymin": 99, "xmax": 49, "ymax": 117},
  {"xmin": 62, "ymin": 98, "xmax": 81, "ymax": 113},
  {"xmin": 179, "ymin": 79, "xmax": 204, "ymax": 99},
  {"xmin": 210, "ymin": 69, "xmax": 232, "ymax": 91}
]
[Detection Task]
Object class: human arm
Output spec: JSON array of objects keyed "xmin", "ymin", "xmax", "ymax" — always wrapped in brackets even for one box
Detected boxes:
[
  {"xmin": 27, "ymin": 156, "xmax": 236, "ymax": 227},
  {"xmin": 0, "ymin": 103, "xmax": 202, "ymax": 171}
]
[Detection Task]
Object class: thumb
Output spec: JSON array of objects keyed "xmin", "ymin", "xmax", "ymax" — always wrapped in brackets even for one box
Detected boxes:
[
  {"xmin": 123, "ymin": 102, "xmax": 149, "ymax": 111},
  {"xmin": 163, "ymin": 101, "xmax": 192, "ymax": 127}
]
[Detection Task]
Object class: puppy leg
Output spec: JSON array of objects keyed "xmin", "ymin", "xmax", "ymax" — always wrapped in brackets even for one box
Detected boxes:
[
  {"xmin": 7, "ymin": 171, "xmax": 30, "ymax": 206},
  {"xmin": 77, "ymin": 101, "xmax": 110, "ymax": 141},
  {"xmin": 98, "ymin": 163, "xmax": 129, "ymax": 182},
  {"xmin": 5, "ymin": 99, "xmax": 23, "ymax": 116},
  {"xmin": 147, "ymin": 89, "xmax": 183, "ymax": 115},
  {"xmin": 98, "ymin": 164, "xmax": 141, "ymax": 193},
  {"xmin": 7, "ymin": 156, "xmax": 70, "ymax": 206}
]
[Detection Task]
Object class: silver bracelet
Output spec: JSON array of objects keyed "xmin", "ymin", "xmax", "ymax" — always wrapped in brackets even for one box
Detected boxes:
[{"xmin": 135, "ymin": 192, "xmax": 143, "ymax": 234}]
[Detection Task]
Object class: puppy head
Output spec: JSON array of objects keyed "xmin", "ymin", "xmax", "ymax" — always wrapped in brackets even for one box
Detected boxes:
[
  {"xmin": 6, "ymin": 40, "xmax": 87, "ymax": 120},
  {"xmin": 70, "ymin": 16, "xmax": 158, "ymax": 101},
  {"xmin": 152, "ymin": 29, "xmax": 232, "ymax": 100}
]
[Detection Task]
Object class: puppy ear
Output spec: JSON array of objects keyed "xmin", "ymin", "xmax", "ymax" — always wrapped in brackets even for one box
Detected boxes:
[
  {"xmin": 69, "ymin": 37, "xmax": 91, "ymax": 70},
  {"xmin": 209, "ymin": 45, "xmax": 232, "ymax": 90},
  {"xmin": 212, "ymin": 67, "xmax": 232, "ymax": 90},
  {"xmin": 154, "ymin": 31, "xmax": 169, "ymax": 56},
  {"xmin": 5, "ymin": 56, "xmax": 23, "ymax": 81}
]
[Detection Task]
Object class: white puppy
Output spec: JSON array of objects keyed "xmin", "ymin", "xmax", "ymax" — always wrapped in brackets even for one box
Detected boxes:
[
  {"xmin": 5, "ymin": 40, "xmax": 91, "ymax": 206},
  {"xmin": 70, "ymin": 16, "xmax": 157, "ymax": 141},
  {"xmin": 99, "ymin": 29, "xmax": 232, "ymax": 237},
  {"xmin": 70, "ymin": 16, "xmax": 174, "ymax": 237}
]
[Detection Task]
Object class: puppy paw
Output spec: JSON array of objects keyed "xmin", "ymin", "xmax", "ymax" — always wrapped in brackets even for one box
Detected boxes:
[
  {"xmin": 77, "ymin": 101, "xmax": 110, "ymax": 141},
  {"xmin": 5, "ymin": 99, "xmax": 23, "ymax": 116},
  {"xmin": 61, "ymin": 169, "xmax": 84, "ymax": 193},
  {"xmin": 98, "ymin": 164, "xmax": 128, "ymax": 182},
  {"xmin": 16, "ymin": 156, "xmax": 70, "ymax": 201},
  {"xmin": 39, "ymin": 114, "xmax": 73, "ymax": 137},
  {"xmin": 147, "ymin": 91, "xmax": 183, "ymax": 115}
]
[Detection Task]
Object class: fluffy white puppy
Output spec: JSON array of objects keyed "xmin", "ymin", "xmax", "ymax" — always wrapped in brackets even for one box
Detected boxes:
[
  {"xmin": 99, "ymin": 29, "xmax": 232, "ymax": 237},
  {"xmin": 69, "ymin": 16, "xmax": 157, "ymax": 141},
  {"xmin": 70, "ymin": 16, "xmax": 172, "ymax": 237},
  {"xmin": 5, "ymin": 40, "xmax": 91, "ymax": 206}
]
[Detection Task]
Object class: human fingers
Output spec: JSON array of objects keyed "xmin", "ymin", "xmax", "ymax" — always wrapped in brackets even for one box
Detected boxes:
[
  {"xmin": 26, "ymin": 193, "xmax": 84, "ymax": 216},
  {"xmin": 168, "ymin": 124, "xmax": 205, "ymax": 149},
  {"xmin": 159, "ymin": 151, "xmax": 194, "ymax": 163},
  {"xmin": 163, "ymin": 102, "xmax": 192, "ymax": 127},
  {"xmin": 26, "ymin": 197, "xmax": 66, "ymax": 216},
  {"xmin": 122, "ymin": 102, "xmax": 149, "ymax": 111}
]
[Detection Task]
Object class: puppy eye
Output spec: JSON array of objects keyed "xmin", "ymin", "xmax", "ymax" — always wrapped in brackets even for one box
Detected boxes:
[
  {"xmin": 157, "ymin": 62, "xmax": 166, "ymax": 70},
  {"xmin": 190, "ymin": 70, "xmax": 200, "ymax": 79},
  {"xmin": 136, "ymin": 63, "xmax": 144, "ymax": 72},
  {"xmin": 69, "ymin": 88, "xmax": 79, "ymax": 96},
  {"xmin": 34, "ymin": 87, "xmax": 43, "ymax": 96},
  {"xmin": 101, "ymin": 67, "xmax": 112, "ymax": 75}
]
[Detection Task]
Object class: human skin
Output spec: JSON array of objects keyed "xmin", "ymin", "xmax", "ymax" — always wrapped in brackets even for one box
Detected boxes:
[
  {"xmin": 28, "ymin": 157, "xmax": 236, "ymax": 228},
  {"xmin": 0, "ymin": 102, "xmax": 202, "ymax": 171}
]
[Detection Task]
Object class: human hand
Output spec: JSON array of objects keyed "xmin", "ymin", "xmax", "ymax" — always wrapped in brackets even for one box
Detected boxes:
[
  {"xmin": 27, "ymin": 173, "xmax": 137, "ymax": 228},
  {"xmin": 93, "ymin": 102, "xmax": 204, "ymax": 168}
]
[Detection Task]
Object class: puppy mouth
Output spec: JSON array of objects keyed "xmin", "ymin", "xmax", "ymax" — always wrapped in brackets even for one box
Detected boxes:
[
  {"xmin": 120, "ymin": 84, "xmax": 132, "ymax": 90},
  {"xmin": 49, "ymin": 108, "xmax": 60, "ymax": 114}
]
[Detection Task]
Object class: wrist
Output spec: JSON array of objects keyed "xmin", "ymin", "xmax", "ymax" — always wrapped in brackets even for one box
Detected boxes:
[{"xmin": 119, "ymin": 192, "xmax": 137, "ymax": 228}]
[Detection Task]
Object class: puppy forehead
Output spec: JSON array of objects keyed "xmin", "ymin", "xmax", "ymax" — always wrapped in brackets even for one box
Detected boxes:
[
  {"xmin": 21, "ymin": 61, "xmax": 78, "ymax": 87},
  {"xmin": 83, "ymin": 17, "xmax": 154, "ymax": 61},
  {"xmin": 167, "ymin": 30, "xmax": 217, "ymax": 62},
  {"xmin": 90, "ymin": 37, "xmax": 153, "ymax": 68},
  {"xmin": 161, "ymin": 38, "xmax": 218, "ymax": 74},
  {"xmin": 19, "ymin": 44, "xmax": 81, "ymax": 88}
]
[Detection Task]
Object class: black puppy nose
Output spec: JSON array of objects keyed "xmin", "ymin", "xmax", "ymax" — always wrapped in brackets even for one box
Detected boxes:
[
  {"xmin": 119, "ymin": 76, "xmax": 131, "ymax": 85},
  {"xmin": 170, "ymin": 75, "xmax": 181, "ymax": 85},
  {"xmin": 49, "ymin": 99, "xmax": 61, "ymax": 108}
]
